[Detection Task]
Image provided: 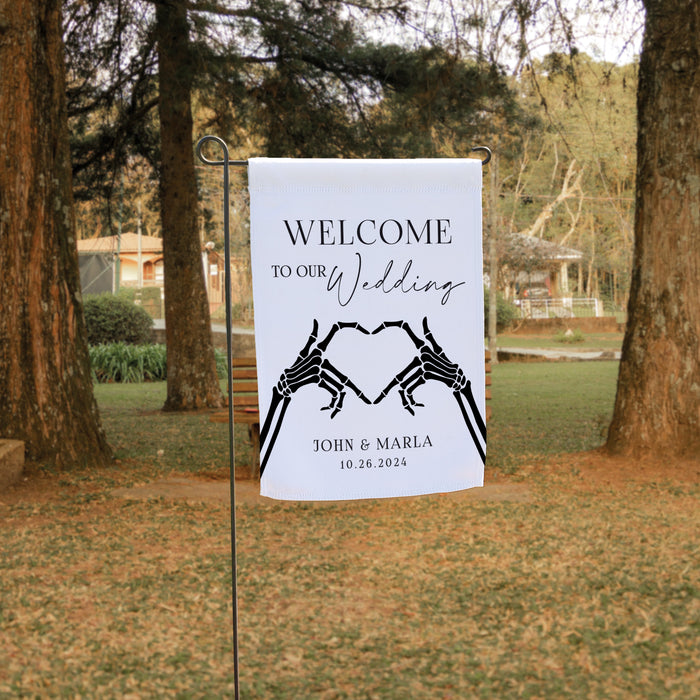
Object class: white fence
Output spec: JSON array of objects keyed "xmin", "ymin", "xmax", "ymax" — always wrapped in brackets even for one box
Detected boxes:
[{"xmin": 515, "ymin": 297, "xmax": 604, "ymax": 319}]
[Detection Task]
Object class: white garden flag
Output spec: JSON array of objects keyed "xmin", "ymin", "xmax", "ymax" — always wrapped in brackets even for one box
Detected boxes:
[{"xmin": 249, "ymin": 158, "xmax": 486, "ymax": 500}]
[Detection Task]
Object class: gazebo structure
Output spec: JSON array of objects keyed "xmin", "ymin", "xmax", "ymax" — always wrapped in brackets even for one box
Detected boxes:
[
  {"xmin": 501, "ymin": 232, "xmax": 584, "ymax": 298},
  {"xmin": 498, "ymin": 234, "xmax": 604, "ymax": 318}
]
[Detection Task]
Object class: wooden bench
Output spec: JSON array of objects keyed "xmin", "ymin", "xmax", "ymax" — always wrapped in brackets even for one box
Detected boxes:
[
  {"xmin": 211, "ymin": 351, "xmax": 492, "ymax": 477},
  {"xmin": 484, "ymin": 349, "xmax": 492, "ymax": 421},
  {"xmin": 210, "ymin": 357, "xmax": 262, "ymax": 478}
]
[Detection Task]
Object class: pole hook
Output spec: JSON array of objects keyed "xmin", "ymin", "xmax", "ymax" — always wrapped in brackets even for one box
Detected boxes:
[
  {"xmin": 470, "ymin": 146, "xmax": 492, "ymax": 166},
  {"xmin": 196, "ymin": 135, "xmax": 246, "ymax": 167}
]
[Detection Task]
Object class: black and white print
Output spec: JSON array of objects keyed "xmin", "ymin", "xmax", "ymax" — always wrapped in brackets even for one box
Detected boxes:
[{"xmin": 249, "ymin": 158, "xmax": 485, "ymax": 500}]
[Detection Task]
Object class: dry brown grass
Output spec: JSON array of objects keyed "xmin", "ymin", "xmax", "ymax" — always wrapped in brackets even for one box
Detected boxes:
[{"xmin": 0, "ymin": 451, "xmax": 697, "ymax": 699}]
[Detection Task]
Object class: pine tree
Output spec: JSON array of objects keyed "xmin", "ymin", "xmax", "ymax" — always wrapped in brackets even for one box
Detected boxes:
[
  {"xmin": 606, "ymin": 0, "xmax": 700, "ymax": 457},
  {"xmin": 0, "ymin": 0, "xmax": 111, "ymax": 468}
]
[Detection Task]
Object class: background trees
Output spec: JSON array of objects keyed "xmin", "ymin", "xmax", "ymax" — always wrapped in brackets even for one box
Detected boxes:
[
  {"xmin": 0, "ymin": 0, "xmax": 111, "ymax": 468},
  {"xmin": 497, "ymin": 54, "xmax": 637, "ymax": 304},
  {"xmin": 63, "ymin": 0, "xmax": 517, "ymax": 410},
  {"xmin": 6, "ymin": 0, "xmax": 696, "ymax": 466}
]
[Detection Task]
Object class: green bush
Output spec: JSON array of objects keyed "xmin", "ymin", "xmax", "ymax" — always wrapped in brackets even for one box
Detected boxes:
[
  {"xmin": 117, "ymin": 287, "xmax": 163, "ymax": 319},
  {"xmin": 90, "ymin": 343, "xmax": 167, "ymax": 383},
  {"xmin": 137, "ymin": 287, "xmax": 163, "ymax": 319},
  {"xmin": 214, "ymin": 349, "xmax": 228, "ymax": 379},
  {"xmin": 89, "ymin": 343, "xmax": 229, "ymax": 383},
  {"xmin": 484, "ymin": 288, "xmax": 518, "ymax": 334},
  {"xmin": 115, "ymin": 287, "xmax": 136, "ymax": 304},
  {"xmin": 553, "ymin": 328, "xmax": 585, "ymax": 344},
  {"xmin": 84, "ymin": 294, "xmax": 154, "ymax": 345}
]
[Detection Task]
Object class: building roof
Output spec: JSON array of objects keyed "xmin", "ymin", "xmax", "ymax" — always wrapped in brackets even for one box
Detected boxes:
[
  {"xmin": 506, "ymin": 233, "xmax": 584, "ymax": 262},
  {"xmin": 77, "ymin": 233, "xmax": 163, "ymax": 254}
]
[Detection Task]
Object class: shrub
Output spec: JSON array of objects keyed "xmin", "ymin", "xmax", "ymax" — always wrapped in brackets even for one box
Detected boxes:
[
  {"xmin": 214, "ymin": 348, "xmax": 228, "ymax": 379},
  {"xmin": 484, "ymin": 288, "xmax": 518, "ymax": 334},
  {"xmin": 90, "ymin": 343, "xmax": 167, "ymax": 383},
  {"xmin": 137, "ymin": 287, "xmax": 163, "ymax": 319},
  {"xmin": 115, "ymin": 287, "xmax": 136, "ymax": 304},
  {"xmin": 84, "ymin": 294, "xmax": 154, "ymax": 345},
  {"xmin": 117, "ymin": 287, "xmax": 163, "ymax": 319},
  {"xmin": 553, "ymin": 328, "xmax": 585, "ymax": 344},
  {"xmin": 89, "ymin": 343, "xmax": 229, "ymax": 383}
]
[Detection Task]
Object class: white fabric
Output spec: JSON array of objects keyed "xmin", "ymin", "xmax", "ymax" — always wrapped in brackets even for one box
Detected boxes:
[{"xmin": 249, "ymin": 158, "xmax": 485, "ymax": 501}]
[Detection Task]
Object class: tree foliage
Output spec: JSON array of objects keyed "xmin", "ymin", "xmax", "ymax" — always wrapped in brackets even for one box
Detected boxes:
[
  {"xmin": 65, "ymin": 0, "xmax": 159, "ymax": 202},
  {"xmin": 64, "ymin": 0, "xmax": 517, "ymax": 198},
  {"xmin": 513, "ymin": 54, "xmax": 637, "ymax": 294}
]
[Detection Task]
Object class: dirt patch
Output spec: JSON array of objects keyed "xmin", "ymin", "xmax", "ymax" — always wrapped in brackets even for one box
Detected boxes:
[
  {"xmin": 110, "ymin": 477, "xmax": 532, "ymax": 505},
  {"xmin": 492, "ymin": 449, "xmax": 699, "ymax": 516},
  {"xmin": 4, "ymin": 450, "xmax": 696, "ymax": 510},
  {"xmin": 541, "ymin": 448, "xmax": 700, "ymax": 489}
]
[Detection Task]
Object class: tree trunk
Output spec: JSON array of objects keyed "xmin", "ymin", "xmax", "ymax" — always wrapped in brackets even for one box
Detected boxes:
[
  {"xmin": 577, "ymin": 262, "xmax": 583, "ymax": 295},
  {"xmin": 0, "ymin": 0, "xmax": 111, "ymax": 468},
  {"xmin": 155, "ymin": 0, "xmax": 224, "ymax": 411},
  {"xmin": 606, "ymin": 0, "xmax": 700, "ymax": 458}
]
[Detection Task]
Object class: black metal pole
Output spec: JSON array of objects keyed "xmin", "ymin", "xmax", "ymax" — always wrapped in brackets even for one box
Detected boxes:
[{"xmin": 196, "ymin": 136, "xmax": 246, "ymax": 700}]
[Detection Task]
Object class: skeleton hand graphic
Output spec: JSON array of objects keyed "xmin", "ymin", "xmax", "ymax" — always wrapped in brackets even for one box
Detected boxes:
[
  {"xmin": 373, "ymin": 317, "xmax": 486, "ymax": 463},
  {"xmin": 259, "ymin": 320, "xmax": 371, "ymax": 475}
]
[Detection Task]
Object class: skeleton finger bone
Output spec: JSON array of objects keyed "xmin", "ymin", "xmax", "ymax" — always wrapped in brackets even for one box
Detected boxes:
[{"xmin": 317, "ymin": 321, "xmax": 371, "ymax": 351}]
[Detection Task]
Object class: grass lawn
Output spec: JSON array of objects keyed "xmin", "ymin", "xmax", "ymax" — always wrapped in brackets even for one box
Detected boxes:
[
  {"xmin": 487, "ymin": 361, "xmax": 621, "ymax": 471},
  {"xmin": 0, "ymin": 361, "xmax": 697, "ymax": 698},
  {"xmin": 495, "ymin": 331, "xmax": 624, "ymax": 352}
]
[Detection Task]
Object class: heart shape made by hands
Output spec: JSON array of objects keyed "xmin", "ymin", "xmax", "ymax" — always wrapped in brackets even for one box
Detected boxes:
[{"xmin": 320, "ymin": 320, "xmax": 422, "ymax": 403}]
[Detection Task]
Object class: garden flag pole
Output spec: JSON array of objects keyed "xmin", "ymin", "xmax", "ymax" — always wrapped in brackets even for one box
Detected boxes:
[
  {"xmin": 195, "ymin": 136, "xmax": 245, "ymax": 700},
  {"xmin": 196, "ymin": 138, "xmax": 490, "ymax": 694}
]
